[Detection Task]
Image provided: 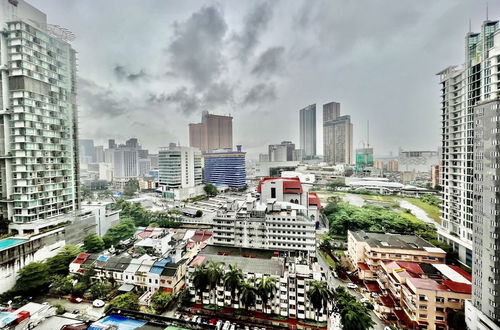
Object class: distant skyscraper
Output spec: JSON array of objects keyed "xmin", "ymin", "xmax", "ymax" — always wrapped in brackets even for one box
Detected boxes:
[
  {"xmin": 268, "ymin": 141, "xmax": 297, "ymax": 162},
  {"xmin": 189, "ymin": 111, "xmax": 233, "ymax": 153},
  {"xmin": 299, "ymin": 104, "xmax": 316, "ymax": 158},
  {"xmin": 108, "ymin": 139, "xmax": 117, "ymax": 149},
  {"xmin": 203, "ymin": 146, "xmax": 246, "ymax": 188},
  {"xmin": 323, "ymin": 102, "xmax": 353, "ymax": 164},
  {"xmin": 113, "ymin": 148, "xmax": 139, "ymax": 178},
  {"xmin": 0, "ymin": 0, "xmax": 81, "ymax": 234},
  {"xmin": 80, "ymin": 139, "xmax": 96, "ymax": 162},
  {"xmin": 439, "ymin": 20, "xmax": 500, "ymax": 328},
  {"xmin": 126, "ymin": 138, "xmax": 139, "ymax": 148}
]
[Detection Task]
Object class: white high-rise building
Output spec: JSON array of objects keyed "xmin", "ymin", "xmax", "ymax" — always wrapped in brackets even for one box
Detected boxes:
[
  {"xmin": 0, "ymin": 0, "xmax": 81, "ymax": 234},
  {"xmin": 158, "ymin": 146, "xmax": 202, "ymax": 200},
  {"xmin": 439, "ymin": 20, "xmax": 500, "ymax": 328},
  {"xmin": 113, "ymin": 148, "xmax": 139, "ymax": 179}
]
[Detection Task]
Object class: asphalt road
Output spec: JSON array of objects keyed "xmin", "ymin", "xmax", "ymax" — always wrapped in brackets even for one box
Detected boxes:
[{"xmin": 316, "ymin": 249, "xmax": 386, "ymax": 330}]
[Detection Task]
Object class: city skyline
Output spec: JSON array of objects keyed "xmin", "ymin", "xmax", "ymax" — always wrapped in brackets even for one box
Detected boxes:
[{"xmin": 29, "ymin": 0, "xmax": 500, "ymax": 158}]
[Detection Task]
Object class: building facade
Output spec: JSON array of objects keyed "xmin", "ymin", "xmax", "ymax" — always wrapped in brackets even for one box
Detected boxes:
[
  {"xmin": 0, "ymin": 0, "xmax": 83, "ymax": 234},
  {"xmin": 189, "ymin": 111, "xmax": 232, "ymax": 153},
  {"xmin": 158, "ymin": 146, "xmax": 203, "ymax": 200},
  {"xmin": 299, "ymin": 104, "xmax": 316, "ymax": 159},
  {"xmin": 438, "ymin": 19, "xmax": 500, "ymax": 328},
  {"xmin": 113, "ymin": 147, "xmax": 139, "ymax": 178},
  {"xmin": 323, "ymin": 102, "xmax": 353, "ymax": 164},
  {"xmin": 203, "ymin": 146, "xmax": 246, "ymax": 188},
  {"xmin": 398, "ymin": 150, "xmax": 439, "ymax": 173}
]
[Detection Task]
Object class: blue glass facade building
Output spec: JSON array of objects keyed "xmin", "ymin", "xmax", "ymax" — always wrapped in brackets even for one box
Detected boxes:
[{"xmin": 203, "ymin": 147, "xmax": 246, "ymax": 188}]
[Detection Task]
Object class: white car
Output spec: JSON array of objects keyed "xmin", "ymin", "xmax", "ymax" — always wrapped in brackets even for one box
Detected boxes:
[
  {"xmin": 360, "ymin": 298, "xmax": 369, "ymax": 303},
  {"xmin": 92, "ymin": 299, "xmax": 105, "ymax": 308},
  {"xmin": 346, "ymin": 283, "xmax": 358, "ymax": 289}
]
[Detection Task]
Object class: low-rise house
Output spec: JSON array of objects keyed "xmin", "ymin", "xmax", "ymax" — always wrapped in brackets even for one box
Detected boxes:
[{"xmin": 347, "ymin": 230, "xmax": 446, "ymax": 279}]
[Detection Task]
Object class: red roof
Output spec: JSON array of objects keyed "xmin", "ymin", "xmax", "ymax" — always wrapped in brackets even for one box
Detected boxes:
[
  {"xmin": 191, "ymin": 231, "xmax": 212, "ymax": 242},
  {"xmin": 365, "ymin": 281, "xmax": 382, "ymax": 293},
  {"xmin": 394, "ymin": 309, "xmax": 418, "ymax": 328},
  {"xmin": 442, "ymin": 280, "xmax": 472, "ymax": 294},
  {"xmin": 73, "ymin": 253, "xmax": 90, "ymax": 264},
  {"xmin": 395, "ymin": 262, "xmax": 424, "ymax": 275},
  {"xmin": 189, "ymin": 256, "xmax": 206, "ymax": 267},
  {"xmin": 408, "ymin": 278, "xmax": 449, "ymax": 292},
  {"xmin": 257, "ymin": 177, "xmax": 303, "ymax": 194},
  {"xmin": 308, "ymin": 192, "xmax": 322, "ymax": 208},
  {"xmin": 358, "ymin": 262, "xmax": 370, "ymax": 271},
  {"xmin": 448, "ymin": 265, "xmax": 472, "ymax": 282}
]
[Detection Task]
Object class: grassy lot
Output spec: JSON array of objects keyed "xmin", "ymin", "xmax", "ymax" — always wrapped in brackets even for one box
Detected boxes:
[
  {"xmin": 401, "ymin": 197, "xmax": 442, "ymax": 224},
  {"xmin": 318, "ymin": 249, "xmax": 336, "ymax": 269}
]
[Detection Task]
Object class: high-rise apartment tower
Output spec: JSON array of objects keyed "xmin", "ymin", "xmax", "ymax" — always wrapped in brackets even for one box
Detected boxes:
[
  {"xmin": 323, "ymin": 102, "xmax": 353, "ymax": 164},
  {"xmin": 299, "ymin": 104, "xmax": 316, "ymax": 158},
  {"xmin": 0, "ymin": 0, "xmax": 81, "ymax": 234},
  {"xmin": 189, "ymin": 111, "xmax": 232, "ymax": 153}
]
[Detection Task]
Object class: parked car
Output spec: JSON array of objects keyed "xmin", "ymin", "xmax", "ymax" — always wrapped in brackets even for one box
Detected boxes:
[
  {"xmin": 360, "ymin": 298, "xmax": 369, "ymax": 303},
  {"xmin": 346, "ymin": 283, "xmax": 358, "ymax": 289},
  {"xmin": 69, "ymin": 297, "xmax": 83, "ymax": 303},
  {"xmin": 92, "ymin": 299, "xmax": 105, "ymax": 308},
  {"xmin": 222, "ymin": 320, "xmax": 231, "ymax": 330}
]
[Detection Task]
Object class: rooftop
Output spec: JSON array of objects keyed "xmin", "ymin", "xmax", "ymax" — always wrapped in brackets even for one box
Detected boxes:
[
  {"xmin": 196, "ymin": 245, "xmax": 283, "ymax": 276},
  {"xmin": 350, "ymin": 230, "xmax": 444, "ymax": 252}
]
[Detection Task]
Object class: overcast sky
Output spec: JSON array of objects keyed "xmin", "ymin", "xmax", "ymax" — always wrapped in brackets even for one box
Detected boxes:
[{"xmin": 31, "ymin": 0, "xmax": 500, "ymax": 158}]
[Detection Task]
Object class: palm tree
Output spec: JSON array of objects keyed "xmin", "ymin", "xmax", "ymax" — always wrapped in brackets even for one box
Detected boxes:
[
  {"xmin": 191, "ymin": 265, "xmax": 208, "ymax": 303},
  {"xmin": 307, "ymin": 280, "xmax": 333, "ymax": 321},
  {"xmin": 239, "ymin": 280, "xmax": 258, "ymax": 313},
  {"xmin": 341, "ymin": 301, "xmax": 375, "ymax": 330},
  {"xmin": 224, "ymin": 264, "xmax": 244, "ymax": 307},
  {"xmin": 206, "ymin": 261, "xmax": 225, "ymax": 305},
  {"xmin": 257, "ymin": 276, "xmax": 277, "ymax": 314}
]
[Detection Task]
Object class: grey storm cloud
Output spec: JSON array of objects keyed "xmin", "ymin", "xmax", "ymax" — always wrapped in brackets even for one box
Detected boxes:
[
  {"xmin": 78, "ymin": 78, "xmax": 128, "ymax": 117},
  {"xmin": 114, "ymin": 65, "xmax": 148, "ymax": 81},
  {"xmin": 203, "ymin": 82, "xmax": 234, "ymax": 106},
  {"xmin": 167, "ymin": 5, "xmax": 227, "ymax": 88},
  {"xmin": 233, "ymin": 1, "xmax": 275, "ymax": 61},
  {"xmin": 242, "ymin": 83, "xmax": 277, "ymax": 105},
  {"xmin": 251, "ymin": 46, "xmax": 285, "ymax": 76},
  {"xmin": 148, "ymin": 87, "xmax": 202, "ymax": 115}
]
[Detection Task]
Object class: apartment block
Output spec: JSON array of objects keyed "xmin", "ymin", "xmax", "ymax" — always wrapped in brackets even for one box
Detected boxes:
[
  {"xmin": 323, "ymin": 102, "xmax": 353, "ymax": 164},
  {"xmin": 186, "ymin": 245, "xmax": 328, "ymax": 322},
  {"xmin": 189, "ymin": 111, "xmax": 232, "ymax": 153}
]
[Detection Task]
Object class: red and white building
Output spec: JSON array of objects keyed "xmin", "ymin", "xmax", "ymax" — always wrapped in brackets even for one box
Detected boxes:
[{"xmin": 213, "ymin": 177, "xmax": 322, "ymax": 258}]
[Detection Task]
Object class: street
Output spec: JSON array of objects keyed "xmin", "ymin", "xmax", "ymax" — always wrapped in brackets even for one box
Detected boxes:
[
  {"xmin": 41, "ymin": 297, "xmax": 105, "ymax": 321},
  {"xmin": 316, "ymin": 249, "xmax": 386, "ymax": 330}
]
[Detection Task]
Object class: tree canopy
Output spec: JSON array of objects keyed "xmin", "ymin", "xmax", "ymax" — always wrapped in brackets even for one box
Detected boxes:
[
  {"xmin": 83, "ymin": 234, "xmax": 105, "ymax": 253},
  {"xmin": 46, "ymin": 245, "xmax": 82, "ymax": 275},
  {"xmin": 102, "ymin": 218, "xmax": 136, "ymax": 248},
  {"xmin": 14, "ymin": 262, "xmax": 51, "ymax": 294},
  {"xmin": 106, "ymin": 292, "xmax": 139, "ymax": 311},
  {"xmin": 204, "ymin": 184, "xmax": 218, "ymax": 197},
  {"xmin": 151, "ymin": 291, "xmax": 173, "ymax": 314},
  {"xmin": 123, "ymin": 179, "xmax": 140, "ymax": 197}
]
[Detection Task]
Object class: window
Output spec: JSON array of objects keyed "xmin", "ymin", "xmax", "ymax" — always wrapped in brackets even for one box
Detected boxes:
[
  {"xmin": 271, "ymin": 187, "xmax": 276, "ymax": 199},
  {"xmin": 436, "ymin": 296, "xmax": 444, "ymax": 303}
]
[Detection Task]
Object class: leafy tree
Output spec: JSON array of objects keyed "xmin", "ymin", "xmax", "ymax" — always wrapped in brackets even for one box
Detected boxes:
[
  {"xmin": 307, "ymin": 280, "xmax": 333, "ymax": 321},
  {"xmin": 123, "ymin": 179, "xmax": 140, "ymax": 197},
  {"xmin": 116, "ymin": 200, "xmax": 150, "ymax": 226},
  {"xmin": 81, "ymin": 185, "xmax": 93, "ymax": 201},
  {"xmin": 46, "ymin": 245, "xmax": 83, "ymax": 276},
  {"xmin": 98, "ymin": 189, "xmax": 114, "ymax": 200},
  {"xmin": 421, "ymin": 194, "xmax": 440, "ymax": 207},
  {"xmin": 334, "ymin": 286, "xmax": 375, "ymax": 330},
  {"xmin": 179, "ymin": 289, "xmax": 193, "ymax": 306},
  {"xmin": 257, "ymin": 276, "xmax": 277, "ymax": 313},
  {"xmin": 223, "ymin": 264, "xmax": 244, "ymax": 306},
  {"xmin": 54, "ymin": 304, "xmax": 65, "ymax": 315},
  {"xmin": 71, "ymin": 281, "xmax": 88, "ymax": 297},
  {"xmin": 102, "ymin": 218, "xmax": 136, "ymax": 248},
  {"xmin": 191, "ymin": 265, "xmax": 208, "ymax": 302},
  {"xmin": 204, "ymin": 184, "xmax": 218, "ymax": 197},
  {"xmin": 105, "ymin": 292, "xmax": 139, "ymax": 312},
  {"xmin": 150, "ymin": 291, "xmax": 173, "ymax": 314},
  {"xmin": 239, "ymin": 280, "xmax": 257, "ymax": 312},
  {"xmin": 14, "ymin": 262, "xmax": 51, "ymax": 294},
  {"xmin": 49, "ymin": 275, "xmax": 74, "ymax": 296},
  {"xmin": 195, "ymin": 210, "xmax": 203, "ymax": 217},
  {"xmin": 327, "ymin": 179, "xmax": 346, "ymax": 191},
  {"xmin": 83, "ymin": 234, "xmax": 105, "ymax": 253},
  {"xmin": 88, "ymin": 281, "xmax": 113, "ymax": 300}
]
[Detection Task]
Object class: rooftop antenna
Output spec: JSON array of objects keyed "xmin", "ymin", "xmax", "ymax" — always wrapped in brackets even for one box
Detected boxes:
[
  {"xmin": 469, "ymin": 18, "xmax": 472, "ymax": 33},
  {"xmin": 487, "ymin": 2, "xmax": 489, "ymax": 20},
  {"xmin": 367, "ymin": 120, "xmax": 370, "ymax": 148}
]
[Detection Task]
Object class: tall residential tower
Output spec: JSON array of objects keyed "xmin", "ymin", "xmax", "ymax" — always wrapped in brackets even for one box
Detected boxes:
[
  {"xmin": 439, "ymin": 20, "xmax": 500, "ymax": 329},
  {"xmin": 299, "ymin": 104, "xmax": 316, "ymax": 159},
  {"xmin": 189, "ymin": 111, "xmax": 233, "ymax": 153},
  {"xmin": 323, "ymin": 102, "xmax": 353, "ymax": 164},
  {"xmin": 0, "ymin": 0, "xmax": 81, "ymax": 234}
]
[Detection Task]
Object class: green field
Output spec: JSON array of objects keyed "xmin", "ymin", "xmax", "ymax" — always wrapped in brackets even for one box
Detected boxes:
[
  {"xmin": 401, "ymin": 197, "xmax": 441, "ymax": 224},
  {"xmin": 318, "ymin": 249, "xmax": 336, "ymax": 269}
]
